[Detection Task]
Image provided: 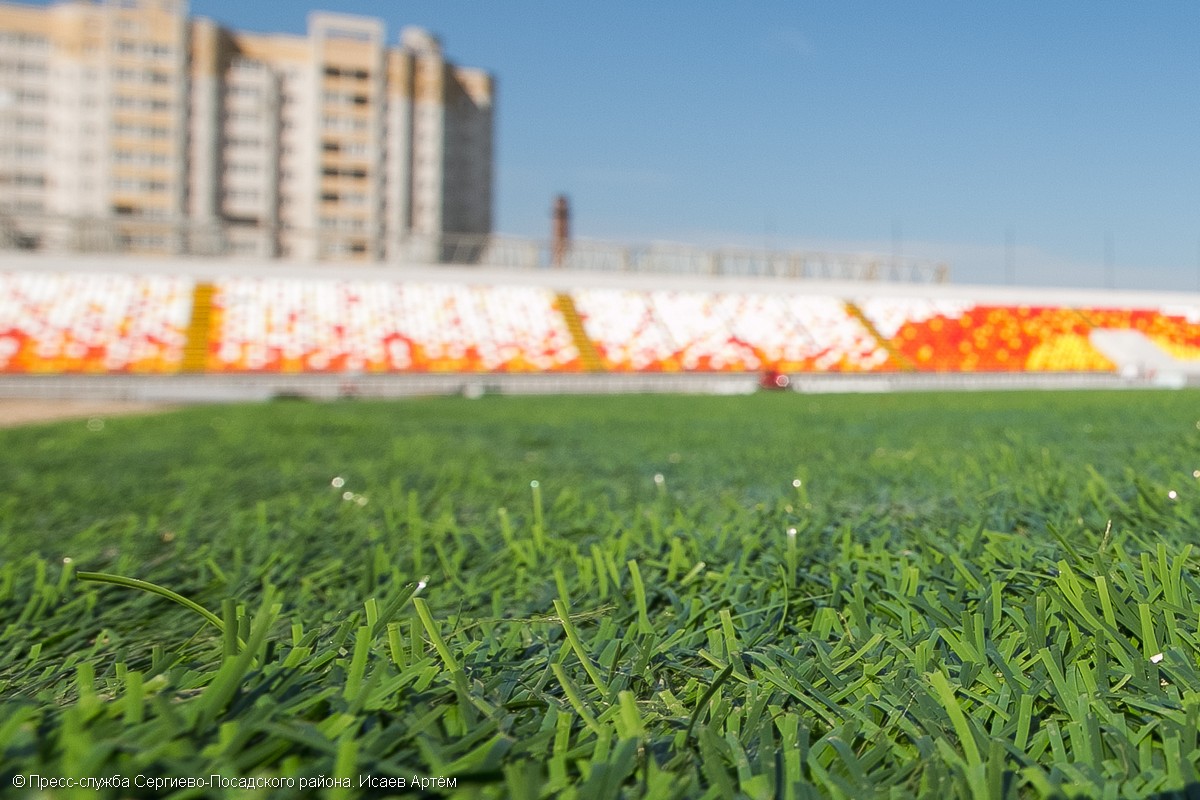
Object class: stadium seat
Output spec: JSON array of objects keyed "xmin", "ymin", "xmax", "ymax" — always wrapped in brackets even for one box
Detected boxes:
[
  {"xmin": 857, "ymin": 299, "xmax": 1115, "ymax": 372},
  {"xmin": 1081, "ymin": 306, "xmax": 1200, "ymax": 360},
  {"xmin": 207, "ymin": 278, "xmax": 581, "ymax": 372},
  {"xmin": 9, "ymin": 270, "xmax": 1195, "ymax": 378},
  {"xmin": 0, "ymin": 272, "xmax": 191, "ymax": 373},
  {"xmin": 571, "ymin": 288, "xmax": 891, "ymax": 372}
]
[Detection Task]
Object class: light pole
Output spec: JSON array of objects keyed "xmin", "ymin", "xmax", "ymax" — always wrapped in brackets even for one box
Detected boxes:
[
  {"xmin": 1004, "ymin": 227, "xmax": 1015, "ymax": 285},
  {"xmin": 1104, "ymin": 232, "xmax": 1114, "ymax": 290},
  {"xmin": 891, "ymin": 218, "xmax": 902, "ymax": 274}
]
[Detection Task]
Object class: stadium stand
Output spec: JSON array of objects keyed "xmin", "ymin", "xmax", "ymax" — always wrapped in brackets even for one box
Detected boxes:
[
  {"xmin": 207, "ymin": 278, "xmax": 581, "ymax": 372},
  {"xmin": 4, "ymin": 265, "xmax": 1200, "ymax": 384},
  {"xmin": 855, "ymin": 299, "xmax": 1116, "ymax": 372},
  {"xmin": 0, "ymin": 272, "xmax": 191, "ymax": 373},
  {"xmin": 571, "ymin": 289, "xmax": 891, "ymax": 372},
  {"xmin": 780, "ymin": 296, "xmax": 893, "ymax": 371},
  {"xmin": 1077, "ymin": 306, "xmax": 1200, "ymax": 361}
]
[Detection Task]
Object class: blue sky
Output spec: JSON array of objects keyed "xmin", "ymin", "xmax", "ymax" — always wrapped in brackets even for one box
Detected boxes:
[{"xmin": 135, "ymin": 4, "xmax": 1200, "ymax": 288}]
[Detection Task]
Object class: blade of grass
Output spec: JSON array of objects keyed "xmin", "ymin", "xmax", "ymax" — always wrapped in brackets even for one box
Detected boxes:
[{"xmin": 77, "ymin": 570, "xmax": 224, "ymax": 633}]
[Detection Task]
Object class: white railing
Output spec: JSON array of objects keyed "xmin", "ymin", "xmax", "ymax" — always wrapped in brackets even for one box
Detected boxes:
[
  {"xmin": 400, "ymin": 234, "xmax": 949, "ymax": 283},
  {"xmin": 0, "ymin": 213, "xmax": 949, "ymax": 284}
]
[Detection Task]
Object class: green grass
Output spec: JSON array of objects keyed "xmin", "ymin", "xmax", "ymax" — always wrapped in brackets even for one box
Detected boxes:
[{"xmin": 3, "ymin": 390, "xmax": 1200, "ymax": 798}]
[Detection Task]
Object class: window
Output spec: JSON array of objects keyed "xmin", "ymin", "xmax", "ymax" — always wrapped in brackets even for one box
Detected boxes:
[
  {"xmin": 0, "ymin": 32, "xmax": 48, "ymax": 50},
  {"xmin": 113, "ymin": 121, "xmax": 171, "ymax": 138},
  {"xmin": 12, "ymin": 199, "xmax": 43, "ymax": 213},
  {"xmin": 6, "ymin": 174, "xmax": 45, "ymax": 188},
  {"xmin": 113, "ymin": 177, "xmax": 168, "ymax": 193},
  {"xmin": 317, "ymin": 217, "xmax": 366, "ymax": 232},
  {"xmin": 322, "ymin": 115, "xmax": 368, "ymax": 132},
  {"xmin": 230, "ymin": 57, "xmax": 264, "ymax": 73},
  {"xmin": 323, "ymin": 90, "xmax": 371, "ymax": 106},
  {"xmin": 113, "ymin": 150, "xmax": 168, "ymax": 166},
  {"xmin": 4, "ymin": 144, "xmax": 44, "ymax": 160},
  {"xmin": 320, "ymin": 166, "xmax": 370, "ymax": 179},
  {"xmin": 124, "ymin": 234, "xmax": 168, "ymax": 249},
  {"xmin": 326, "ymin": 63, "xmax": 372, "ymax": 77},
  {"xmin": 324, "ymin": 27, "xmax": 371, "ymax": 42},
  {"xmin": 322, "ymin": 239, "xmax": 369, "ymax": 257},
  {"xmin": 224, "ymin": 188, "xmax": 260, "ymax": 203}
]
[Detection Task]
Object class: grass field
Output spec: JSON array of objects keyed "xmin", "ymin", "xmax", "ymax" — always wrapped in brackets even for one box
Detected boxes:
[{"xmin": 4, "ymin": 390, "xmax": 1200, "ymax": 798}]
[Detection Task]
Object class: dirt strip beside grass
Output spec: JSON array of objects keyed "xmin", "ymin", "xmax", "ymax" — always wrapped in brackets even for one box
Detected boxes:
[{"xmin": 0, "ymin": 400, "xmax": 177, "ymax": 428}]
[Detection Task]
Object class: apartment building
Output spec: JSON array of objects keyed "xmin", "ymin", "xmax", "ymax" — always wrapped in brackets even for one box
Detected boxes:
[{"xmin": 0, "ymin": 0, "xmax": 493, "ymax": 262}]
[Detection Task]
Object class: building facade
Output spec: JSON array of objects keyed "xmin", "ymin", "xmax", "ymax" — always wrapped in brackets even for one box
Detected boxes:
[{"xmin": 0, "ymin": 0, "xmax": 493, "ymax": 262}]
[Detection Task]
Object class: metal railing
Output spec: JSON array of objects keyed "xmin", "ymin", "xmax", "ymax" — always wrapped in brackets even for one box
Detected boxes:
[
  {"xmin": 398, "ymin": 233, "xmax": 949, "ymax": 283},
  {"xmin": 0, "ymin": 212, "xmax": 950, "ymax": 284}
]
